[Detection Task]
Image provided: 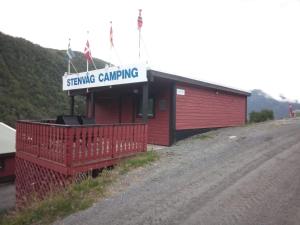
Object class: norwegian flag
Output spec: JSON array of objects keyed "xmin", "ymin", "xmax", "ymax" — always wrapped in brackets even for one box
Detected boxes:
[
  {"xmin": 84, "ymin": 40, "xmax": 92, "ymax": 62},
  {"xmin": 110, "ymin": 21, "xmax": 114, "ymax": 48},
  {"xmin": 137, "ymin": 9, "xmax": 143, "ymax": 31}
]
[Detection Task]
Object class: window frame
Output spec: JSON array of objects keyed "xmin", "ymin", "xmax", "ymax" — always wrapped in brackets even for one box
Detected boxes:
[{"xmin": 136, "ymin": 96, "xmax": 155, "ymax": 118}]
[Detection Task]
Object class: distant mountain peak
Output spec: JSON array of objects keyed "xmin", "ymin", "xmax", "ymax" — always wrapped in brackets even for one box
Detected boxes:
[
  {"xmin": 248, "ymin": 89, "xmax": 300, "ymax": 119},
  {"xmin": 250, "ymin": 89, "xmax": 273, "ymax": 99}
]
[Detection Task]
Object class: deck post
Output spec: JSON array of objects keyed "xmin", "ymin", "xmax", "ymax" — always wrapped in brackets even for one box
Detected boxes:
[
  {"xmin": 70, "ymin": 96, "xmax": 75, "ymax": 116},
  {"xmin": 142, "ymin": 82, "xmax": 148, "ymax": 123},
  {"xmin": 91, "ymin": 92, "xmax": 95, "ymax": 118}
]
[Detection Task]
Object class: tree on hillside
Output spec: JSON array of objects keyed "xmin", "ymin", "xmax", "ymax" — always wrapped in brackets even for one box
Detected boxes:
[{"xmin": 0, "ymin": 32, "xmax": 107, "ymax": 127}]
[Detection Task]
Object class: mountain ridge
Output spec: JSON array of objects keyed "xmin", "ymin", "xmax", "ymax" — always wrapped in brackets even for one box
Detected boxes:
[
  {"xmin": 0, "ymin": 31, "xmax": 107, "ymax": 127},
  {"xmin": 248, "ymin": 89, "xmax": 300, "ymax": 119}
]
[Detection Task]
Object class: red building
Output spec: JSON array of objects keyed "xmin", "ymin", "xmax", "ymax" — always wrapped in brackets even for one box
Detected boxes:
[
  {"xmin": 14, "ymin": 65, "xmax": 249, "ymax": 203},
  {"xmin": 0, "ymin": 122, "xmax": 15, "ymax": 183},
  {"xmin": 67, "ymin": 68, "xmax": 250, "ymax": 146}
]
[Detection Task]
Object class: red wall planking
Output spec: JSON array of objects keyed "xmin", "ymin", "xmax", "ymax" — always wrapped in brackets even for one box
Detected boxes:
[
  {"xmin": 93, "ymin": 85, "xmax": 171, "ymax": 146},
  {"xmin": 94, "ymin": 96, "xmax": 133, "ymax": 124},
  {"xmin": 133, "ymin": 85, "xmax": 171, "ymax": 146},
  {"xmin": 121, "ymin": 96, "xmax": 134, "ymax": 123},
  {"xmin": 147, "ymin": 85, "xmax": 170, "ymax": 146},
  {"xmin": 176, "ymin": 83, "xmax": 246, "ymax": 130},
  {"xmin": 90, "ymin": 81, "xmax": 247, "ymax": 145},
  {"xmin": 94, "ymin": 97, "xmax": 119, "ymax": 124}
]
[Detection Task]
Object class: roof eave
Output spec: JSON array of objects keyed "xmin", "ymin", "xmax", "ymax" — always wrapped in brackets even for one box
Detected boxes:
[{"xmin": 148, "ymin": 70, "xmax": 251, "ymax": 96}]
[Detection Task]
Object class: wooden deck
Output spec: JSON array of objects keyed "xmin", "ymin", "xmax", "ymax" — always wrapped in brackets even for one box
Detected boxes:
[{"xmin": 15, "ymin": 121, "xmax": 148, "ymax": 203}]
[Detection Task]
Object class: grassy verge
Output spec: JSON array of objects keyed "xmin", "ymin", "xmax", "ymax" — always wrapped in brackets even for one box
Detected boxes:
[
  {"xmin": 0, "ymin": 151, "xmax": 159, "ymax": 225},
  {"xmin": 193, "ymin": 133, "xmax": 214, "ymax": 140}
]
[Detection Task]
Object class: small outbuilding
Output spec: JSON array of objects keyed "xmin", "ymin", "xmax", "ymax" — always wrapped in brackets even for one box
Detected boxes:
[
  {"xmin": 64, "ymin": 65, "xmax": 250, "ymax": 146},
  {"xmin": 0, "ymin": 122, "xmax": 15, "ymax": 183}
]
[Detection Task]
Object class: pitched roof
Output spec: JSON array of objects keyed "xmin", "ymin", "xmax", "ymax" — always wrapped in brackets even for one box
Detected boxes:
[
  {"xmin": 148, "ymin": 70, "xmax": 251, "ymax": 96},
  {"xmin": 0, "ymin": 122, "xmax": 15, "ymax": 154}
]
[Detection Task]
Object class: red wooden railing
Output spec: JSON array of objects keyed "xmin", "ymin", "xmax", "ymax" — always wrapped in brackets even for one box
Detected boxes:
[{"xmin": 16, "ymin": 121, "xmax": 148, "ymax": 175}]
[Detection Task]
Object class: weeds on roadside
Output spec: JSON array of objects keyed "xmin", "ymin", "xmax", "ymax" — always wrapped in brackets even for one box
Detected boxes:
[
  {"xmin": 0, "ymin": 151, "xmax": 159, "ymax": 225},
  {"xmin": 118, "ymin": 150, "xmax": 159, "ymax": 174},
  {"xmin": 193, "ymin": 134, "xmax": 214, "ymax": 140}
]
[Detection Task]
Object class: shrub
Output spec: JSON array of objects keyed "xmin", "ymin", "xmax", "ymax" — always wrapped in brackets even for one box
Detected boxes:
[{"xmin": 249, "ymin": 109, "xmax": 274, "ymax": 123}]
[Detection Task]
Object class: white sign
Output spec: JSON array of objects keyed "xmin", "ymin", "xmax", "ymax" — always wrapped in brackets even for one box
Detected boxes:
[
  {"xmin": 176, "ymin": 88, "xmax": 185, "ymax": 95},
  {"xmin": 62, "ymin": 64, "xmax": 147, "ymax": 91}
]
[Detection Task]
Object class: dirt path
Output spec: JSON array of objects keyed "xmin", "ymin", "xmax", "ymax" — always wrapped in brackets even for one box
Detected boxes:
[{"xmin": 55, "ymin": 118, "xmax": 300, "ymax": 225}]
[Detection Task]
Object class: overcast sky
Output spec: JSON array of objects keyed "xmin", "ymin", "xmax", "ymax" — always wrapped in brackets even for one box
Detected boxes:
[{"xmin": 1, "ymin": 0, "xmax": 300, "ymax": 101}]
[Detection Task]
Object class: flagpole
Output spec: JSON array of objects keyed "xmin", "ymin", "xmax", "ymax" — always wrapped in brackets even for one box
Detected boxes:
[
  {"xmin": 68, "ymin": 59, "xmax": 71, "ymax": 74},
  {"xmin": 67, "ymin": 38, "xmax": 79, "ymax": 73},
  {"xmin": 140, "ymin": 34, "xmax": 150, "ymax": 64},
  {"xmin": 139, "ymin": 30, "xmax": 141, "ymax": 59},
  {"xmin": 86, "ymin": 31, "xmax": 89, "ymax": 72},
  {"xmin": 110, "ymin": 21, "xmax": 113, "ymax": 67},
  {"xmin": 68, "ymin": 38, "xmax": 71, "ymax": 74},
  {"xmin": 138, "ymin": 9, "xmax": 143, "ymax": 60},
  {"xmin": 91, "ymin": 58, "xmax": 97, "ymax": 70},
  {"xmin": 67, "ymin": 38, "xmax": 74, "ymax": 116},
  {"xmin": 86, "ymin": 31, "xmax": 97, "ymax": 70},
  {"xmin": 110, "ymin": 47, "xmax": 113, "ymax": 67}
]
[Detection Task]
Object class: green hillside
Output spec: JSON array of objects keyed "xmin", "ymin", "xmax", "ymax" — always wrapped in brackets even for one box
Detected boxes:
[{"xmin": 0, "ymin": 32, "xmax": 107, "ymax": 127}]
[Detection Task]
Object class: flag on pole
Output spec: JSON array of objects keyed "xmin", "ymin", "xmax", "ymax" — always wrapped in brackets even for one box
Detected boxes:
[
  {"xmin": 66, "ymin": 38, "xmax": 79, "ymax": 74},
  {"xmin": 138, "ymin": 9, "xmax": 143, "ymax": 31},
  {"xmin": 66, "ymin": 40, "xmax": 75, "ymax": 60},
  {"xmin": 84, "ymin": 40, "xmax": 92, "ymax": 62},
  {"xmin": 110, "ymin": 21, "xmax": 114, "ymax": 48},
  {"xmin": 138, "ymin": 9, "xmax": 143, "ymax": 59}
]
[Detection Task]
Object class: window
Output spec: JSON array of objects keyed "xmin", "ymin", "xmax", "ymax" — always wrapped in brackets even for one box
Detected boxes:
[
  {"xmin": 0, "ymin": 160, "xmax": 4, "ymax": 171},
  {"xmin": 137, "ymin": 97, "xmax": 155, "ymax": 117}
]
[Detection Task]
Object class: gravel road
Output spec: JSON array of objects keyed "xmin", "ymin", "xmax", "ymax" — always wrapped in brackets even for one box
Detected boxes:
[
  {"xmin": 56, "ymin": 118, "xmax": 300, "ymax": 225},
  {"xmin": 0, "ymin": 183, "xmax": 15, "ymax": 213}
]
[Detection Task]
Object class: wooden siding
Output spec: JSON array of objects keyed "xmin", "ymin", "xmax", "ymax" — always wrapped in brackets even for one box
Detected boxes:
[
  {"xmin": 146, "ymin": 85, "xmax": 170, "ymax": 146},
  {"xmin": 176, "ymin": 83, "xmax": 246, "ymax": 130},
  {"xmin": 92, "ymin": 84, "xmax": 171, "ymax": 146},
  {"xmin": 95, "ymin": 98, "xmax": 119, "ymax": 124},
  {"xmin": 121, "ymin": 96, "xmax": 134, "ymax": 123}
]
